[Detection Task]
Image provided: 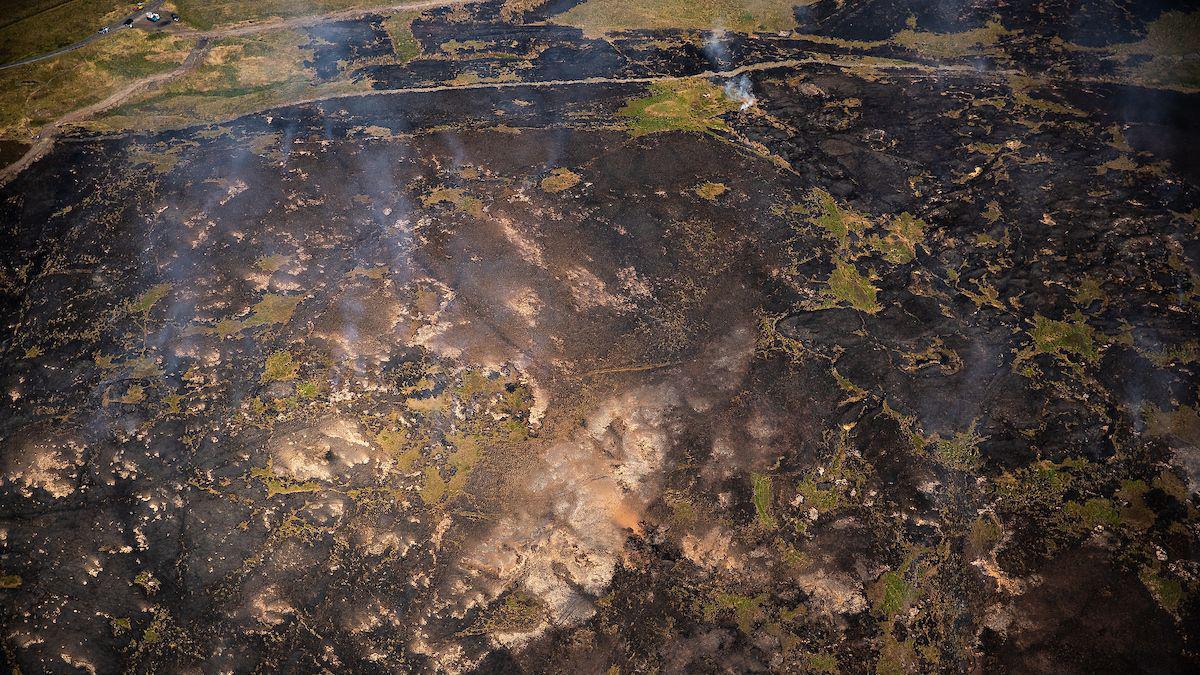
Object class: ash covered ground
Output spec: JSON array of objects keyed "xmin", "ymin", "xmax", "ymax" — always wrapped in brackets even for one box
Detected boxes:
[{"xmin": 2, "ymin": 1, "xmax": 1200, "ymax": 673}]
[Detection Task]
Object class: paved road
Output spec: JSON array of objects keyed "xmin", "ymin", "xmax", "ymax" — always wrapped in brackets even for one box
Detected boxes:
[{"xmin": 0, "ymin": 0, "xmax": 167, "ymax": 70}]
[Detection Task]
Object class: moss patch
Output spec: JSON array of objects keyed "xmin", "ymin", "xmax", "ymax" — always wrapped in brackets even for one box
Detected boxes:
[
  {"xmin": 261, "ymin": 351, "xmax": 299, "ymax": 382},
  {"xmin": 825, "ymin": 259, "xmax": 881, "ymax": 313},
  {"xmin": 1028, "ymin": 313, "xmax": 1100, "ymax": 364},
  {"xmin": 750, "ymin": 472, "xmax": 776, "ymax": 528}
]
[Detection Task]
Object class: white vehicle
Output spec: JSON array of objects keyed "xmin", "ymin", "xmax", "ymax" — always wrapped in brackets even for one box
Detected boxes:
[{"xmin": 146, "ymin": 12, "xmax": 160, "ymax": 21}]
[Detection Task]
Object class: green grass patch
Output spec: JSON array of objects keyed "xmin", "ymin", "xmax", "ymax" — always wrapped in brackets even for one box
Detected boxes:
[
  {"xmin": 376, "ymin": 428, "xmax": 420, "ymax": 471},
  {"xmin": 382, "ymin": 11, "xmax": 422, "ymax": 64},
  {"xmin": 619, "ymin": 79, "xmax": 739, "ymax": 137},
  {"xmin": 875, "ymin": 212, "xmax": 926, "ymax": 263},
  {"xmin": 445, "ymin": 432, "xmax": 485, "ymax": 499},
  {"xmin": 825, "ymin": 259, "xmax": 881, "ymax": 313},
  {"xmin": 421, "ymin": 187, "xmax": 485, "ymax": 217},
  {"xmin": 255, "ymin": 254, "xmax": 289, "ymax": 273},
  {"xmin": 1029, "ymin": 313, "xmax": 1099, "ymax": 363},
  {"xmin": 891, "ymin": 19, "xmax": 1010, "ymax": 58},
  {"xmin": 694, "ymin": 181, "xmax": 727, "ymax": 200},
  {"xmin": 872, "ymin": 568, "xmax": 917, "ymax": 617},
  {"xmin": 243, "ymin": 293, "xmax": 302, "ymax": 328},
  {"xmin": 250, "ymin": 461, "xmax": 321, "ymax": 496},
  {"xmin": 420, "ymin": 465, "xmax": 448, "ymax": 504},
  {"xmin": 128, "ymin": 282, "xmax": 171, "ymax": 314},
  {"xmin": 471, "ymin": 591, "xmax": 545, "ymax": 635},
  {"xmin": 1140, "ymin": 566, "xmax": 1185, "ymax": 612},
  {"xmin": 809, "ymin": 188, "xmax": 870, "ymax": 247},
  {"xmin": 805, "ymin": 653, "xmax": 838, "ymax": 673},
  {"xmin": 1113, "ymin": 11, "xmax": 1200, "ymax": 57},
  {"xmin": 796, "ymin": 475, "xmax": 841, "ymax": 513},
  {"xmin": 261, "ymin": 351, "xmax": 299, "ymax": 382},
  {"xmin": 919, "ymin": 423, "xmax": 982, "ymax": 472},
  {"xmin": 750, "ymin": 471, "xmax": 776, "ymax": 528},
  {"xmin": 93, "ymin": 27, "xmax": 381, "ymax": 132},
  {"xmin": 1061, "ymin": 498, "xmax": 1120, "ymax": 533},
  {"xmin": 1147, "ymin": 404, "xmax": 1200, "ymax": 449},
  {"xmin": 296, "ymin": 380, "xmax": 320, "ymax": 400},
  {"xmin": 708, "ymin": 592, "xmax": 767, "ymax": 634}
]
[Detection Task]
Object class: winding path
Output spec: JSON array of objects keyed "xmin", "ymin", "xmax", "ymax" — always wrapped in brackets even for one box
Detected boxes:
[
  {"xmin": 0, "ymin": 50, "xmax": 1026, "ymax": 186},
  {"xmin": 0, "ymin": 38, "xmax": 211, "ymax": 185},
  {"xmin": 0, "ymin": 0, "xmax": 1063, "ymax": 188},
  {"xmin": 0, "ymin": 1, "xmax": 471, "ymax": 71}
]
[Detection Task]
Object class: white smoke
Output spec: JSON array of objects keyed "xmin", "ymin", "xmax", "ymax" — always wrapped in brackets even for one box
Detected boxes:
[
  {"xmin": 724, "ymin": 74, "xmax": 756, "ymax": 110},
  {"xmin": 703, "ymin": 29, "xmax": 756, "ymax": 110}
]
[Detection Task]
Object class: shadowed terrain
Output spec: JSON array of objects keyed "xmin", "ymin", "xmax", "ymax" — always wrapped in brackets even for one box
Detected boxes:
[{"xmin": 1, "ymin": 1, "xmax": 1199, "ymax": 673}]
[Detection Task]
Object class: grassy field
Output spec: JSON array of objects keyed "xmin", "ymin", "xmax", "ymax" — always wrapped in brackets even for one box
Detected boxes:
[
  {"xmin": 554, "ymin": 0, "xmax": 807, "ymax": 36},
  {"xmin": 0, "ymin": 6, "xmax": 425, "ymax": 141},
  {"xmin": 0, "ymin": 0, "xmax": 129, "ymax": 65},
  {"xmin": 619, "ymin": 79, "xmax": 739, "ymax": 136},
  {"xmin": 95, "ymin": 28, "xmax": 326, "ymax": 129},
  {"xmin": 93, "ymin": 12, "xmax": 420, "ymax": 130},
  {"xmin": 0, "ymin": 30, "xmax": 192, "ymax": 139},
  {"xmin": 172, "ymin": 0, "xmax": 384, "ymax": 30},
  {"xmin": 891, "ymin": 20, "xmax": 1010, "ymax": 58},
  {"xmin": 1, "ymin": 0, "xmax": 78, "ymax": 29},
  {"xmin": 1110, "ymin": 10, "xmax": 1200, "ymax": 91}
]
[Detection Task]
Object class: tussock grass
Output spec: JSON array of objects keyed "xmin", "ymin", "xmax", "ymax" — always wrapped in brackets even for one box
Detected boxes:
[{"xmin": 555, "ymin": 0, "xmax": 805, "ymax": 36}]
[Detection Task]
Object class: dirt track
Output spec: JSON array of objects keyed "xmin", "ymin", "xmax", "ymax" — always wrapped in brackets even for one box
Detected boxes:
[
  {"xmin": 0, "ymin": 38, "xmax": 211, "ymax": 186},
  {"xmin": 0, "ymin": 0, "xmax": 469, "ymax": 71}
]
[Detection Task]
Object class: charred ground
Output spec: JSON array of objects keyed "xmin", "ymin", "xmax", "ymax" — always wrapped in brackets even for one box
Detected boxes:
[{"xmin": 1, "ymin": 1, "xmax": 1199, "ymax": 673}]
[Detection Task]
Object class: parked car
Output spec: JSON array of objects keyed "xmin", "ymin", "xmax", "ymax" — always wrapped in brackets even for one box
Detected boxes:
[
  {"xmin": 146, "ymin": 12, "xmax": 160, "ymax": 22},
  {"xmin": 122, "ymin": 18, "xmax": 134, "ymax": 28},
  {"xmin": 171, "ymin": 13, "xmax": 179, "ymax": 22}
]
